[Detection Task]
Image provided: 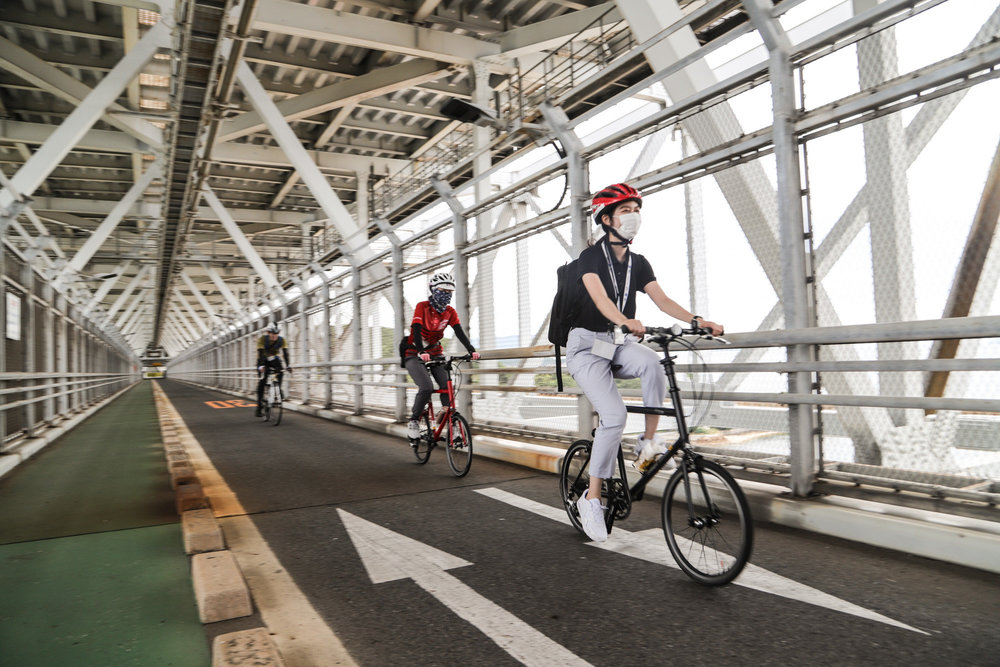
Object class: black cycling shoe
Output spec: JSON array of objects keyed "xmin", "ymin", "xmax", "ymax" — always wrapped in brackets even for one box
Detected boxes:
[{"xmin": 255, "ymin": 406, "xmax": 263, "ymax": 417}]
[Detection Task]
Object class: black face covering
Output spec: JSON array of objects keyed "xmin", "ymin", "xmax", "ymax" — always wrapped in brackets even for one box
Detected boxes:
[{"xmin": 429, "ymin": 289, "xmax": 453, "ymax": 312}]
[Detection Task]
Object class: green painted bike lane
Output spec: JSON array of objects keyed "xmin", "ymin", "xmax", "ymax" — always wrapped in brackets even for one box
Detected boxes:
[{"xmin": 0, "ymin": 381, "xmax": 211, "ymax": 666}]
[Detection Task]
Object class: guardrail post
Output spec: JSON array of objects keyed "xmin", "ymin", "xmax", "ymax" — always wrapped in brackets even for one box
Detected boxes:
[
  {"xmin": 321, "ymin": 272, "xmax": 332, "ymax": 409},
  {"xmin": 21, "ymin": 254, "xmax": 36, "ymax": 436},
  {"xmin": 744, "ymin": 0, "xmax": 817, "ymax": 496}
]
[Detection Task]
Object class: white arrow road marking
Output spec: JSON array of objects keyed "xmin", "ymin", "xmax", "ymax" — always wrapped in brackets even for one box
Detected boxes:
[
  {"xmin": 337, "ymin": 509, "xmax": 593, "ymax": 667},
  {"xmin": 475, "ymin": 488, "xmax": 928, "ymax": 636}
]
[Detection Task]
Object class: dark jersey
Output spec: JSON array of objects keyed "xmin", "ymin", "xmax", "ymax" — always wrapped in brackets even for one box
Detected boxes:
[
  {"xmin": 406, "ymin": 302, "xmax": 461, "ymax": 357},
  {"xmin": 573, "ymin": 237, "xmax": 655, "ymax": 332},
  {"xmin": 257, "ymin": 335, "xmax": 287, "ymax": 359}
]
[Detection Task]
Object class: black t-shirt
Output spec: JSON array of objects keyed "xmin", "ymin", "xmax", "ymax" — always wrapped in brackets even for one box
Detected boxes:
[{"xmin": 573, "ymin": 237, "xmax": 656, "ymax": 332}]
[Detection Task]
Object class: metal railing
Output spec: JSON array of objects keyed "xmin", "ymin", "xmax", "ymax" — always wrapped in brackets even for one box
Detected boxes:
[{"xmin": 168, "ymin": 315, "xmax": 1000, "ymax": 509}]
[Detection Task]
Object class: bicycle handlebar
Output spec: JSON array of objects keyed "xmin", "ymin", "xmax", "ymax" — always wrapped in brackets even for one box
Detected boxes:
[
  {"xmin": 641, "ymin": 323, "xmax": 730, "ymax": 345},
  {"xmin": 423, "ymin": 354, "xmax": 474, "ymax": 366}
]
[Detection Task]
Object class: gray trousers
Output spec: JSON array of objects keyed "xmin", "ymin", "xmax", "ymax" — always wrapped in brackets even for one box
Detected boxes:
[
  {"xmin": 404, "ymin": 356, "xmax": 450, "ymax": 421},
  {"xmin": 565, "ymin": 327, "xmax": 666, "ymax": 479}
]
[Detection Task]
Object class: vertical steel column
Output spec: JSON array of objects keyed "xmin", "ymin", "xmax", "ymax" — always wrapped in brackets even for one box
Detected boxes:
[
  {"xmin": 375, "ymin": 220, "xmax": 407, "ymax": 421},
  {"xmin": 852, "ymin": 0, "xmax": 919, "ymax": 426},
  {"xmin": 471, "ymin": 60, "xmax": 495, "ymax": 365},
  {"xmin": 431, "ymin": 178, "xmax": 473, "ymax": 417},
  {"xmin": 682, "ymin": 131, "xmax": 709, "ymax": 315},
  {"xmin": 352, "ymin": 264, "xmax": 363, "ymax": 414},
  {"xmin": 539, "ymin": 101, "xmax": 593, "ymax": 438},
  {"xmin": 744, "ymin": 0, "xmax": 817, "ymax": 496}
]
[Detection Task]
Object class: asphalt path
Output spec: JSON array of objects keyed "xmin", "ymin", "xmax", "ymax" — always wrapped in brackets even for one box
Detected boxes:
[{"xmin": 161, "ymin": 380, "xmax": 1000, "ymax": 666}]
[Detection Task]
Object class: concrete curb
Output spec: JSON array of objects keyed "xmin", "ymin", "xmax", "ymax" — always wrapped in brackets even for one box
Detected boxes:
[
  {"xmin": 191, "ymin": 550, "xmax": 254, "ymax": 623},
  {"xmin": 212, "ymin": 627, "xmax": 285, "ymax": 667},
  {"xmin": 153, "ymin": 385, "xmax": 265, "ymax": 664}
]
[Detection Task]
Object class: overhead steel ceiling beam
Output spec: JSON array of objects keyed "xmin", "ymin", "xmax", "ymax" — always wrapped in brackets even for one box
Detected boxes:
[
  {"xmin": 0, "ymin": 35, "xmax": 163, "ymax": 150},
  {"xmin": 59, "ymin": 163, "xmax": 161, "ymax": 280},
  {"xmin": 218, "ymin": 58, "xmax": 453, "ymax": 142},
  {"xmin": 151, "ymin": 0, "xmax": 229, "ymax": 348},
  {"xmin": 202, "ymin": 263, "xmax": 245, "ymax": 316},
  {"xmin": 107, "ymin": 264, "xmax": 151, "ymax": 319},
  {"xmin": 0, "ymin": 120, "xmax": 151, "ymax": 154},
  {"xmin": 201, "ymin": 185, "xmax": 284, "ymax": 296},
  {"xmin": 180, "ymin": 271, "xmax": 222, "ymax": 326},
  {"xmin": 210, "ymin": 142, "xmax": 408, "ymax": 174},
  {"xmin": 252, "ymin": 0, "xmax": 501, "ymax": 64},
  {"xmin": 236, "ymin": 61, "xmax": 372, "ymax": 260},
  {"xmin": 0, "ymin": 20, "xmax": 169, "ymax": 212},
  {"xmin": 499, "ymin": 2, "xmax": 621, "ymax": 57}
]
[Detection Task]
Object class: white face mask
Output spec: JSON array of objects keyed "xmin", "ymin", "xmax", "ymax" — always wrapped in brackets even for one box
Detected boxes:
[{"xmin": 616, "ymin": 212, "xmax": 642, "ymax": 240}]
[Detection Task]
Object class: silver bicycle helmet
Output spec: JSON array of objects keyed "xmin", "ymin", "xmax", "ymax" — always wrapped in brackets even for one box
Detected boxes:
[{"xmin": 428, "ymin": 271, "xmax": 455, "ymax": 291}]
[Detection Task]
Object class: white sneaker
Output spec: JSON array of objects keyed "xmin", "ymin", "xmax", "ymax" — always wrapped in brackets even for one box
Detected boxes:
[
  {"xmin": 407, "ymin": 420, "xmax": 420, "ymax": 439},
  {"xmin": 575, "ymin": 491, "xmax": 608, "ymax": 542},
  {"xmin": 633, "ymin": 435, "xmax": 673, "ymax": 472}
]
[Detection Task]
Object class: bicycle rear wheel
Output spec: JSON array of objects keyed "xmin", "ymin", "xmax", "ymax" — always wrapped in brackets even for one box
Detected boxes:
[
  {"xmin": 661, "ymin": 458, "xmax": 753, "ymax": 586},
  {"xmin": 559, "ymin": 440, "xmax": 594, "ymax": 536},
  {"xmin": 413, "ymin": 413, "xmax": 433, "ymax": 464},
  {"xmin": 446, "ymin": 413, "xmax": 473, "ymax": 477}
]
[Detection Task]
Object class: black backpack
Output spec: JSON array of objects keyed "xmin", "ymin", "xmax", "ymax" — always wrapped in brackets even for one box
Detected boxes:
[{"xmin": 547, "ymin": 259, "xmax": 585, "ymax": 391}]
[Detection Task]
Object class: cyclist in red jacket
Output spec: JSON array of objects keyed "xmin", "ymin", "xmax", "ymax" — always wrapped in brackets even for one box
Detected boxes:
[{"xmin": 402, "ymin": 272, "xmax": 480, "ymax": 440}]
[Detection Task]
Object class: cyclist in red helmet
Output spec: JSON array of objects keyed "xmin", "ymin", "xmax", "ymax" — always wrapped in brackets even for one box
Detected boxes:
[{"xmin": 569, "ymin": 183, "xmax": 724, "ymax": 542}]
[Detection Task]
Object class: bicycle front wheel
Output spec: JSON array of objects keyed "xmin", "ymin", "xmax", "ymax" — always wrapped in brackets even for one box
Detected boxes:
[
  {"xmin": 661, "ymin": 458, "xmax": 753, "ymax": 586},
  {"xmin": 272, "ymin": 391, "xmax": 283, "ymax": 426},
  {"xmin": 413, "ymin": 413, "xmax": 433, "ymax": 464},
  {"xmin": 559, "ymin": 440, "xmax": 594, "ymax": 536},
  {"xmin": 446, "ymin": 413, "xmax": 473, "ymax": 477}
]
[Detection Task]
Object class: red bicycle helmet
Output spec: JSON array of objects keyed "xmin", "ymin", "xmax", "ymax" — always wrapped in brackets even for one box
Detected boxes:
[{"xmin": 591, "ymin": 183, "xmax": 642, "ymax": 223}]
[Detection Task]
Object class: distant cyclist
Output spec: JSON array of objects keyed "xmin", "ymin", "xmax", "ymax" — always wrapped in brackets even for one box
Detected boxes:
[
  {"xmin": 256, "ymin": 323, "xmax": 291, "ymax": 417},
  {"xmin": 402, "ymin": 272, "xmax": 480, "ymax": 440}
]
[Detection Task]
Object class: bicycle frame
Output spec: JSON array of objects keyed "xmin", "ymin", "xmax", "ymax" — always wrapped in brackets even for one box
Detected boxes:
[
  {"xmin": 621, "ymin": 353, "xmax": 695, "ymax": 501},
  {"xmin": 584, "ymin": 328, "xmax": 723, "ymax": 526},
  {"xmin": 422, "ymin": 358, "xmax": 459, "ymax": 442},
  {"xmin": 265, "ymin": 371, "xmax": 280, "ymax": 397}
]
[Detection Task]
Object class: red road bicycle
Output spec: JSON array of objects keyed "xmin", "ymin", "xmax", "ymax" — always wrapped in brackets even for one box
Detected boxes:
[{"xmin": 410, "ymin": 355, "xmax": 474, "ymax": 477}]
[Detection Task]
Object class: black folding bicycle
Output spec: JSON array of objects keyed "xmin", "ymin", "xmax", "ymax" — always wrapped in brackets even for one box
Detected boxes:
[{"xmin": 559, "ymin": 324, "xmax": 753, "ymax": 585}]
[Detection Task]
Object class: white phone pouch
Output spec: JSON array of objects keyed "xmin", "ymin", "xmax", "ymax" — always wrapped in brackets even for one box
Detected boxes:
[{"xmin": 590, "ymin": 338, "xmax": 617, "ymax": 360}]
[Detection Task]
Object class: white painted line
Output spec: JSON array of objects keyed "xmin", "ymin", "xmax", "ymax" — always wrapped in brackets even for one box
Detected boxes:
[
  {"xmin": 475, "ymin": 487, "xmax": 928, "ymax": 635},
  {"xmin": 338, "ymin": 509, "xmax": 592, "ymax": 667}
]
